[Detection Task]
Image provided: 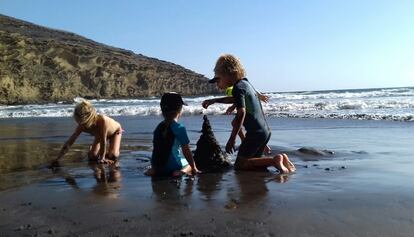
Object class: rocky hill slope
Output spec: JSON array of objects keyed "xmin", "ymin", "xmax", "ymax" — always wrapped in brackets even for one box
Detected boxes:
[{"xmin": 0, "ymin": 14, "xmax": 218, "ymax": 105}]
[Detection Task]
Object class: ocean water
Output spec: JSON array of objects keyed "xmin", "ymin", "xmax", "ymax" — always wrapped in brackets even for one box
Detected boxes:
[{"xmin": 1, "ymin": 87, "xmax": 413, "ymax": 122}]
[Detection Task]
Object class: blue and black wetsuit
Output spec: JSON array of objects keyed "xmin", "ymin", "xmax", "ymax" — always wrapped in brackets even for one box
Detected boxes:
[{"xmin": 151, "ymin": 120, "xmax": 190, "ymax": 176}]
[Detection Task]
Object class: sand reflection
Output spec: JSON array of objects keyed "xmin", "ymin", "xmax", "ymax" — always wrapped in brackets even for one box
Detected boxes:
[
  {"xmin": 196, "ymin": 172, "xmax": 225, "ymax": 201},
  {"xmin": 223, "ymin": 171, "xmax": 289, "ymax": 209},
  {"xmin": 89, "ymin": 162, "xmax": 122, "ymax": 199},
  {"xmin": 151, "ymin": 176, "xmax": 194, "ymax": 198}
]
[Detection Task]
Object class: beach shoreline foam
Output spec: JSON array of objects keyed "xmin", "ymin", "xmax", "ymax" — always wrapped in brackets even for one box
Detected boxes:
[{"xmin": 1, "ymin": 87, "xmax": 413, "ymax": 122}]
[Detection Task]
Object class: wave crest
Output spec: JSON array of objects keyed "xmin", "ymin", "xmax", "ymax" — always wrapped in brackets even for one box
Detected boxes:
[{"xmin": 1, "ymin": 87, "xmax": 413, "ymax": 122}]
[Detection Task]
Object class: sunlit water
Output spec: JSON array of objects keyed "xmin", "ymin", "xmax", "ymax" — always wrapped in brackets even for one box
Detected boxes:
[{"xmin": 1, "ymin": 87, "xmax": 413, "ymax": 121}]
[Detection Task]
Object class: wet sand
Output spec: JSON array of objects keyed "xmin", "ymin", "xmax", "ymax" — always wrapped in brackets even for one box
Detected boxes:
[{"xmin": 1, "ymin": 116, "xmax": 414, "ymax": 236}]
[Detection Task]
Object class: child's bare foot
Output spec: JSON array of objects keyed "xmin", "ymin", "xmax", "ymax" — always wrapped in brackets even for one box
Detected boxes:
[
  {"xmin": 273, "ymin": 154, "xmax": 289, "ymax": 173},
  {"xmin": 282, "ymin": 153, "xmax": 296, "ymax": 172}
]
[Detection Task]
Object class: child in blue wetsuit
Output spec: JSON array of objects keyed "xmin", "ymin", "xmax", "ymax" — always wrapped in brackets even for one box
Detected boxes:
[{"xmin": 145, "ymin": 92, "xmax": 200, "ymax": 177}]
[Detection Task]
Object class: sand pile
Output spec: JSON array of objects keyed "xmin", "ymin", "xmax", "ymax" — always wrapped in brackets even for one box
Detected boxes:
[{"xmin": 193, "ymin": 115, "xmax": 232, "ymax": 172}]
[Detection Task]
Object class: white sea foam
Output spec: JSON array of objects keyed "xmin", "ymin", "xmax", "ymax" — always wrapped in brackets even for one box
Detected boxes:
[
  {"xmin": 268, "ymin": 87, "xmax": 414, "ymax": 100},
  {"xmin": 1, "ymin": 87, "xmax": 413, "ymax": 121}
]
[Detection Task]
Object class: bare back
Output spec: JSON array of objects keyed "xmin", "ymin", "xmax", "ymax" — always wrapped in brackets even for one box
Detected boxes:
[{"xmin": 82, "ymin": 115, "xmax": 121, "ymax": 137}]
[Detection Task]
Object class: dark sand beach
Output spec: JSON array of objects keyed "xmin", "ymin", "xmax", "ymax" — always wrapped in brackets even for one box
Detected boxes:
[{"xmin": 1, "ymin": 115, "xmax": 414, "ymax": 236}]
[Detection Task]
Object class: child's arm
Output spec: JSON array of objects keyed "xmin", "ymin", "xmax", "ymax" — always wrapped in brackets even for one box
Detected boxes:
[
  {"xmin": 238, "ymin": 128, "xmax": 245, "ymax": 141},
  {"xmin": 96, "ymin": 117, "xmax": 112, "ymax": 164},
  {"xmin": 231, "ymin": 117, "xmax": 246, "ymax": 141},
  {"xmin": 225, "ymin": 104, "xmax": 237, "ymax": 115},
  {"xmin": 181, "ymin": 144, "xmax": 200, "ymax": 175},
  {"xmin": 57, "ymin": 125, "xmax": 83, "ymax": 160},
  {"xmin": 202, "ymin": 96, "xmax": 235, "ymax": 109},
  {"xmin": 173, "ymin": 123, "xmax": 200, "ymax": 175},
  {"xmin": 226, "ymin": 107, "xmax": 246, "ymax": 154},
  {"xmin": 257, "ymin": 92, "xmax": 270, "ymax": 103}
]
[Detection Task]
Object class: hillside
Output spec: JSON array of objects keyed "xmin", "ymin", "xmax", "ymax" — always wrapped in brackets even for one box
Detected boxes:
[{"xmin": 0, "ymin": 14, "xmax": 218, "ymax": 104}]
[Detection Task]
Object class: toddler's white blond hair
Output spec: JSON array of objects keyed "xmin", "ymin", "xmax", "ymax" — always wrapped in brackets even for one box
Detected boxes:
[{"xmin": 73, "ymin": 98, "xmax": 98, "ymax": 129}]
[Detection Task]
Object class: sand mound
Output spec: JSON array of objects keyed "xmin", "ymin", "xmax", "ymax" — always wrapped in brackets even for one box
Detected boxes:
[{"xmin": 193, "ymin": 116, "xmax": 232, "ymax": 172}]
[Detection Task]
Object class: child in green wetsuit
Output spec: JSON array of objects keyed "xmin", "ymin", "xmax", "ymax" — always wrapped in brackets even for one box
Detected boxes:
[
  {"xmin": 145, "ymin": 92, "xmax": 200, "ymax": 177},
  {"xmin": 215, "ymin": 85, "xmax": 272, "ymax": 155},
  {"xmin": 203, "ymin": 54, "xmax": 295, "ymax": 173}
]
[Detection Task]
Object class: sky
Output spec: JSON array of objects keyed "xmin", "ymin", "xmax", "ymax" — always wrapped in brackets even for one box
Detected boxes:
[{"xmin": 1, "ymin": 0, "xmax": 413, "ymax": 92}]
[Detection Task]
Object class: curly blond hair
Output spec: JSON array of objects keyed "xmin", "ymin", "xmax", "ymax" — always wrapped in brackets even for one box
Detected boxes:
[
  {"xmin": 73, "ymin": 99, "xmax": 98, "ymax": 129},
  {"xmin": 214, "ymin": 54, "xmax": 246, "ymax": 80}
]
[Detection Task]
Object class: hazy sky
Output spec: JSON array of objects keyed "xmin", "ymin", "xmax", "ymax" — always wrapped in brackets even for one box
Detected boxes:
[{"xmin": 1, "ymin": 0, "xmax": 413, "ymax": 92}]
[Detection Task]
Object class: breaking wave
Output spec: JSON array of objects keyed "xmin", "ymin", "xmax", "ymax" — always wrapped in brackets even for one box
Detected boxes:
[{"xmin": 1, "ymin": 87, "xmax": 413, "ymax": 122}]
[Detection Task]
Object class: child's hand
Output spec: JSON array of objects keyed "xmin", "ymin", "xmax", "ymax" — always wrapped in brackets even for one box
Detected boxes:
[
  {"xmin": 202, "ymin": 99, "xmax": 214, "ymax": 109},
  {"xmin": 225, "ymin": 105, "xmax": 236, "ymax": 115},
  {"xmin": 225, "ymin": 137, "xmax": 236, "ymax": 154},
  {"xmin": 48, "ymin": 159, "xmax": 61, "ymax": 169},
  {"xmin": 191, "ymin": 166, "xmax": 201, "ymax": 176},
  {"xmin": 98, "ymin": 158, "xmax": 114, "ymax": 165},
  {"xmin": 258, "ymin": 93, "xmax": 270, "ymax": 103},
  {"xmin": 57, "ymin": 144, "xmax": 69, "ymax": 160}
]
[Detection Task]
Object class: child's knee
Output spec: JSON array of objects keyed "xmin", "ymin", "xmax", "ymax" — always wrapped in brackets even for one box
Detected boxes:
[
  {"xmin": 88, "ymin": 151, "xmax": 99, "ymax": 160},
  {"xmin": 89, "ymin": 144, "xmax": 99, "ymax": 152},
  {"xmin": 108, "ymin": 151, "xmax": 120, "ymax": 160},
  {"xmin": 235, "ymin": 158, "xmax": 252, "ymax": 170}
]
